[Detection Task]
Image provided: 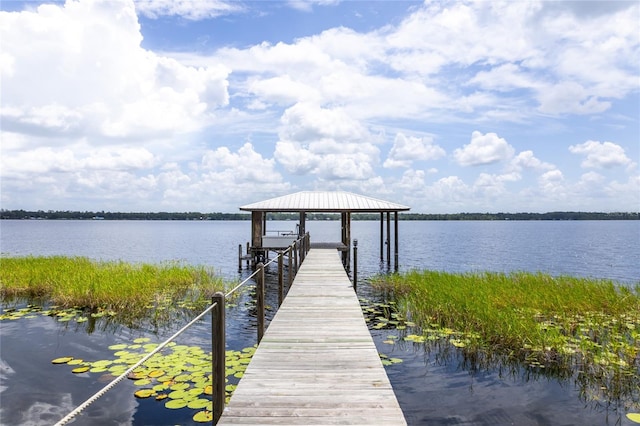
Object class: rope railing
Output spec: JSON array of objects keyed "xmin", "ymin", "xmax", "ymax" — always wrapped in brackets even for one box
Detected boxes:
[{"xmin": 53, "ymin": 233, "xmax": 310, "ymax": 426}]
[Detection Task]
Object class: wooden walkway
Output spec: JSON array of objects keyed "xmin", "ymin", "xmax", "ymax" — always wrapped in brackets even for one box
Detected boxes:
[{"xmin": 218, "ymin": 249, "xmax": 406, "ymax": 425}]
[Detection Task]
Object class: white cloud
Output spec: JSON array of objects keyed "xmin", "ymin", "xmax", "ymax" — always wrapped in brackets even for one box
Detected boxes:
[
  {"xmin": 134, "ymin": 0, "xmax": 243, "ymax": 20},
  {"xmin": 453, "ymin": 131, "xmax": 515, "ymax": 166},
  {"xmin": 248, "ymin": 75, "xmax": 321, "ymax": 106},
  {"xmin": 397, "ymin": 169, "xmax": 427, "ymax": 191},
  {"xmin": 537, "ymin": 81, "xmax": 611, "ymax": 115},
  {"xmin": 0, "ymin": 0, "xmax": 230, "ymax": 140},
  {"xmin": 202, "ymin": 143, "xmax": 283, "ymax": 184},
  {"xmin": 510, "ymin": 150, "xmax": 556, "ymax": 173},
  {"xmin": 384, "ymin": 133, "xmax": 446, "ymax": 168},
  {"xmin": 287, "ymin": 0, "xmax": 341, "ymax": 12},
  {"xmin": 569, "ymin": 140, "xmax": 634, "ymax": 169},
  {"xmin": 274, "ymin": 103, "xmax": 379, "ymax": 180}
]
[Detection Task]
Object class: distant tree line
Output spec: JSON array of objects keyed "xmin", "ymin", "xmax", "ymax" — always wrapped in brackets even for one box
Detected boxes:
[{"xmin": 1, "ymin": 209, "xmax": 637, "ymax": 221}]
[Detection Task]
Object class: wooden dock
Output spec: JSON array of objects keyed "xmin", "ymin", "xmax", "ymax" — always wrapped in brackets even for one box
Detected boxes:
[{"xmin": 218, "ymin": 249, "xmax": 406, "ymax": 425}]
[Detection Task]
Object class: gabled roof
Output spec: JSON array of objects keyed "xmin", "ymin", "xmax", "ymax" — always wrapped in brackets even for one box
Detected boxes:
[{"xmin": 239, "ymin": 191, "xmax": 410, "ymax": 213}]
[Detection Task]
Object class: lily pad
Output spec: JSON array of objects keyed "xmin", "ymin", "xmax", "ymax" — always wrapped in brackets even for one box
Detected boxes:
[
  {"xmin": 134, "ymin": 389, "xmax": 156, "ymax": 399},
  {"xmin": 193, "ymin": 411, "xmax": 213, "ymax": 423},
  {"xmin": 627, "ymin": 413, "xmax": 640, "ymax": 424},
  {"xmin": 165, "ymin": 399, "xmax": 188, "ymax": 409},
  {"xmin": 72, "ymin": 366, "xmax": 90, "ymax": 374},
  {"xmin": 51, "ymin": 357, "xmax": 74, "ymax": 364},
  {"xmin": 187, "ymin": 398, "xmax": 211, "ymax": 410},
  {"xmin": 108, "ymin": 344, "xmax": 127, "ymax": 350}
]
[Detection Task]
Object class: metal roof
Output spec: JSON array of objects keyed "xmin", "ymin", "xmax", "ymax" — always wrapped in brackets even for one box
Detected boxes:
[{"xmin": 239, "ymin": 191, "xmax": 410, "ymax": 213}]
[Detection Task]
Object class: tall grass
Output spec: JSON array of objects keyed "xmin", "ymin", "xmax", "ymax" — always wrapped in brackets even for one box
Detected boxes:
[
  {"xmin": 373, "ymin": 271, "xmax": 640, "ymax": 381},
  {"xmin": 0, "ymin": 256, "xmax": 226, "ymax": 316}
]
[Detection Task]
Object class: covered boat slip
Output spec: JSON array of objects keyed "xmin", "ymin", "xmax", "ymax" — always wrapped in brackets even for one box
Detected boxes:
[
  {"xmin": 240, "ymin": 191, "xmax": 410, "ymax": 270},
  {"xmin": 217, "ymin": 249, "xmax": 407, "ymax": 425}
]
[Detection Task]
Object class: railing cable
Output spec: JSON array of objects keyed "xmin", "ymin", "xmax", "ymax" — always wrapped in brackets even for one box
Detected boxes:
[
  {"xmin": 54, "ymin": 301, "xmax": 219, "ymax": 426},
  {"xmin": 54, "ymin": 235, "xmax": 308, "ymax": 425}
]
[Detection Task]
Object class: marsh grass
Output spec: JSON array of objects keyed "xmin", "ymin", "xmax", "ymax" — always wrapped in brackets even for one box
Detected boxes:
[
  {"xmin": 0, "ymin": 256, "xmax": 226, "ymax": 324},
  {"xmin": 372, "ymin": 271, "xmax": 640, "ymax": 410}
]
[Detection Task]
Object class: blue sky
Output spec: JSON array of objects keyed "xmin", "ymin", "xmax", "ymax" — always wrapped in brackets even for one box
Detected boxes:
[{"xmin": 1, "ymin": 0, "xmax": 638, "ymax": 213}]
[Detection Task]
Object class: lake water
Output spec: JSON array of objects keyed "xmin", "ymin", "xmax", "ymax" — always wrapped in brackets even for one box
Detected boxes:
[{"xmin": 1, "ymin": 220, "xmax": 639, "ymax": 425}]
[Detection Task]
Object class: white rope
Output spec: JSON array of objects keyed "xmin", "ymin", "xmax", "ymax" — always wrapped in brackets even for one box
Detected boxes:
[
  {"xmin": 54, "ymin": 302, "xmax": 218, "ymax": 425},
  {"xmin": 55, "ymin": 237, "xmax": 306, "ymax": 424}
]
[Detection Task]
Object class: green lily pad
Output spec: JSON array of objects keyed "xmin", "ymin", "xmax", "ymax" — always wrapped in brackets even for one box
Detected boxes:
[
  {"xmin": 193, "ymin": 411, "xmax": 213, "ymax": 423},
  {"xmin": 165, "ymin": 399, "xmax": 188, "ymax": 409},
  {"xmin": 187, "ymin": 398, "xmax": 211, "ymax": 410},
  {"xmin": 52, "ymin": 357, "xmax": 74, "ymax": 364},
  {"xmin": 72, "ymin": 366, "xmax": 90, "ymax": 374},
  {"xmin": 108, "ymin": 344, "xmax": 127, "ymax": 350},
  {"xmin": 168, "ymin": 390, "xmax": 188, "ymax": 400}
]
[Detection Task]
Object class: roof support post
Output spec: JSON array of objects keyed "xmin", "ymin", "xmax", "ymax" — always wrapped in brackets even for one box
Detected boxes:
[
  {"xmin": 380, "ymin": 212, "xmax": 384, "ymax": 261},
  {"xmin": 386, "ymin": 212, "xmax": 391, "ymax": 267},
  {"xmin": 394, "ymin": 211, "xmax": 399, "ymax": 271},
  {"xmin": 251, "ymin": 211, "xmax": 263, "ymax": 253},
  {"xmin": 299, "ymin": 211, "xmax": 306, "ymax": 237},
  {"xmin": 340, "ymin": 212, "xmax": 351, "ymax": 270}
]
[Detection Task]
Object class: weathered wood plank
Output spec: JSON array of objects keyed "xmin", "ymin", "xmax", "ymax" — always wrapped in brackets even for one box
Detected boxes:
[{"xmin": 218, "ymin": 249, "xmax": 406, "ymax": 425}]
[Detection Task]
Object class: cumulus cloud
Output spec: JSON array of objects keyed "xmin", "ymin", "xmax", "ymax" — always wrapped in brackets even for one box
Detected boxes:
[
  {"xmin": 202, "ymin": 142, "xmax": 283, "ymax": 183},
  {"xmin": 569, "ymin": 140, "xmax": 634, "ymax": 169},
  {"xmin": 454, "ymin": 131, "xmax": 515, "ymax": 166},
  {"xmin": 510, "ymin": 150, "xmax": 556, "ymax": 173},
  {"xmin": 0, "ymin": 0, "xmax": 229, "ymax": 140},
  {"xmin": 274, "ymin": 103, "xmax": 379, "ymax": 180},
  {"xmin": 384, "ymin": 133, "xmax": 446, "ymax": 168}
]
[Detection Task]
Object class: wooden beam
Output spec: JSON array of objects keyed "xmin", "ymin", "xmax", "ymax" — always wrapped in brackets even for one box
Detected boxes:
[
  {"xmin": 252, "ymin": 211, "xmax": 263, "ymax": 248},
  {"xmin": 394, "ymin": 211, "xmax": 399, "ymax": 271}
]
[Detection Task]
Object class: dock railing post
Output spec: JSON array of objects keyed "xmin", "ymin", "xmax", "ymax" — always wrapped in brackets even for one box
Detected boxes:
[
  {"xmin": 256, "ymin": 262, "xmax": 265, "ymax": 343},
  {"xmin": 212, "ymin": 292, "xmax": 225, "ymax": 424},
  {"xmin": 293, "ymin": 241, "xmax": 298, "ymax": 273},
  {"xmin": 353, "ymin": 239, "xmax": 358, "ymax": 293},
  {"xmin": 277, "ymin": 251, "xmax": 284, "ymax": 307},
  {"xmin": 287, "ymin": 246, "xmax": 293, "ymax": 288},
  {"xmin": 246, "ymin": 242, "xmax": 250, "ymax": 268},
  {"xmin": 238, "ymin": 244, "xmax": 242, "ymax": 271}
]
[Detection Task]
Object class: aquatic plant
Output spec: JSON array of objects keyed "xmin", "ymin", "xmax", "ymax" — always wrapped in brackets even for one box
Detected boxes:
[
  {"xmin": 0, "ymin": 256, "xmax": 226, "ymax": 325},
  {"xmin": 367, "ymin": 271, "xmax": 640, "ymax": 413},
  {"xmin": 51, "ymin": 338, "xmax": 256, "ymax": 423}
]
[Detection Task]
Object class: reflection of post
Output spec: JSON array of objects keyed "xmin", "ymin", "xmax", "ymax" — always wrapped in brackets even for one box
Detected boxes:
[
  {"xmin": 212, "ymin": 292, "xmax": 225, "ymax": 424},
  {"xmin": 257, "ymin": 262, "xmax": 265, "ymax": 343}
]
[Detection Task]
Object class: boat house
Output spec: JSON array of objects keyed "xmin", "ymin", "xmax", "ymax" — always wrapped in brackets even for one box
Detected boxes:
[{"xmin": 239, "ymin": 191, "xmax": 410, "ymax": 269}]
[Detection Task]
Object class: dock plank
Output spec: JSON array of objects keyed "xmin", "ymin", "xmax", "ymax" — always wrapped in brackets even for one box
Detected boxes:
[{"xmin": 218, "ymin": 249, "xmax": 406, "ymax": 425}]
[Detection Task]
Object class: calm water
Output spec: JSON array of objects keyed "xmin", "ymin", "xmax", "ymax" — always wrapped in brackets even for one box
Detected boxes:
[{"xmin": 1, "ymin": 220, "xmax": 639, "ymax": 425}]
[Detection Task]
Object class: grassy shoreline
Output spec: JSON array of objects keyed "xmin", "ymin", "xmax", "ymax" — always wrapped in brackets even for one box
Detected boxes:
[{"xmin": 0, "ymin": 256, "xmax": 226, "ymax": 321}]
